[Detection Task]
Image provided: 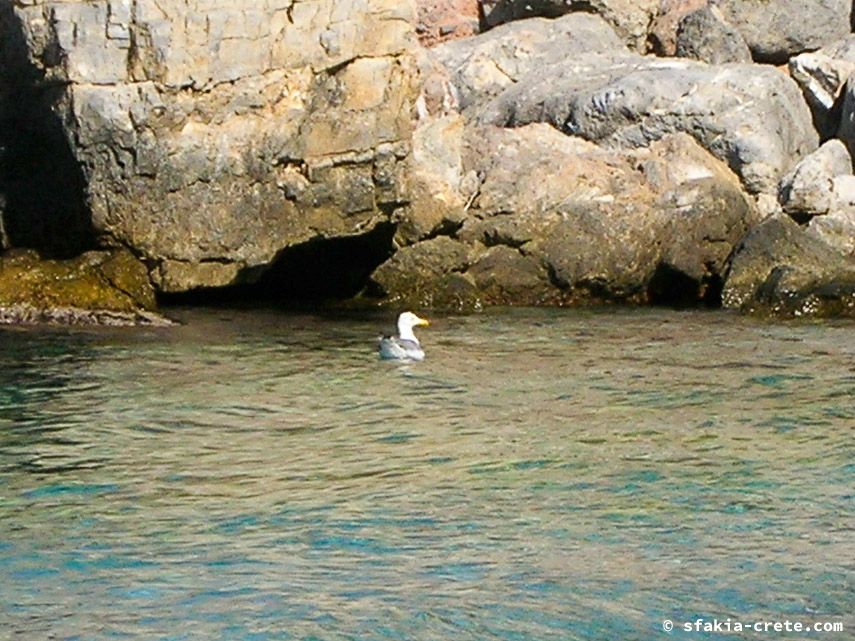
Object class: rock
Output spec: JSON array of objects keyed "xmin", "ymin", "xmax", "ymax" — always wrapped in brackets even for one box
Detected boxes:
[
  {"xmin": 808, "ymin": 207, "xmax": 855, "ymax": 256},
  {"xmin": 467, "ymin": 245, "xmax": 556, "ymax": 305},
  {"xmin": 368, "ymin": 235, "xmax": 476, "ymax": 306},
  {"xmin": 644, "ymin": 134, "xmax": 760, "ymax": 293},
  {"xmin": 479, "ymin": 0, "xmax": 660, "ymax": 51},
  {"xmin": 521, "ymin": 131, "xmax": 752, "ymax": 303},
  {"xmin": 477, "ymin": 54, "xmax": 818, "ymax": 194},
  {"xmin": 396, "ymin": 114, "xmax": 468, "ymax": 245},
  {"xmin": 674, "ymin": 6, "xmax": 752, "ymax": 65},
  {"xmin": 432, "ymin": 13, "xmax": 627, "ymax": 111},
  {"xmin": 6, "ymin": 0, "xmax": 420, "ymax": 293},
  {"xmin": 779, "ymin": 140, "xmax": 853, "ymax": 218},
  {"xmin": 723, "ymin": 215, "xmax": 855, "ymax": 318},
  {"xmin": 829, "ymin": 174, "xmax": 855, "ymax": 208},
  {"xmin": 790, "ymin": 36, "xmax": 855, "ymax": 139},
  {"xmin": 649, "ymin": 0, "xmax": 710, "ymax": 56},
  {"xmin": 717, "ymin": 0, "xmax": 852, "ymax": 64},
  {"xmin": 416, "ymin": 0, "xmax": 480, "ymax": 47},
  {"xmin": 371, "ymin": 125, "xmax": 754, "ymax": 308},
  {"xmin": 0, "ymin": 248, "xmax": 170, "ymax": 325},
  {"xmin": 415, "ymin": 48, "xmax": 462, "ymax": 119}
]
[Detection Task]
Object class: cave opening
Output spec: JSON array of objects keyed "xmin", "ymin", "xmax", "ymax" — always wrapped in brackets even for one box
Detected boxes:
[
  {"xmin": 647, "ymin": 263, "xmax": 723, "ymax": 308},
  {"xmin": 0, "ymin": 3, "xmax": 93, "ymax": 258},
  {"xmin": 159, "ymin": 223, "xmax": 397, "ymax": 307}
]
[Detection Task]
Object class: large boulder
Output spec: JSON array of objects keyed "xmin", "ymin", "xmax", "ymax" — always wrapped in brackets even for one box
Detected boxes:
[
  {"xmin": 370, "ymin": 125, "xmax": 755, "ymax": 308},
  {"xmin": 431, "ymin": 13, "xmax": 627, "ymax": 111},
  {"xmin": 4, "ymin": 0, "xmax": 420, "ymax": 293},
  {"xmin": 723, "ymin": 215, "xmax": 855, "ymax": 318},
  {"xmin": 0, "ymin": 248, "xmax": 168, "ymax": 325},
  {"xmin": 475, "ymin": 54, "xmax": 818, "ymax": 194},
  {"xmin": 717, "ymin": 0, "xmax": 852, "ymax": 64},
  {"xmin": 789, "ymin": 36, "xmax": 855, "ymax": 139},
  {"xmin": 479, "ymin": 0, "xmax": 660, "ymax": 51}
]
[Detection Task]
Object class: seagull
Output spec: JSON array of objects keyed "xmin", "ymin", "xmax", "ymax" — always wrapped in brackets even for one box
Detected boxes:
[{"xmin": 378, "ymin": 311, "xmax": 430, "ymax": 361}]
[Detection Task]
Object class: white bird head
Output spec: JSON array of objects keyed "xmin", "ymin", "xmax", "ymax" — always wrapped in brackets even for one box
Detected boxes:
[{"xmin": 397, "ymin": 311, "xmax": 430, "ymax": 341}]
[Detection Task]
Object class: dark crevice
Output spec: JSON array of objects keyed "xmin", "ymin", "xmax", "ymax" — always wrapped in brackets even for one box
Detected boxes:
[
  {"xmin": 0, "ymin": 3, "xmax": 93, "ymax": 258},
  {"xmin": 159, "ymin": 223, "xmax": 397, "ymax": 306},
  {"xmin": 647, "ymin": 263, "xmax": 723, "ymax": 308}
]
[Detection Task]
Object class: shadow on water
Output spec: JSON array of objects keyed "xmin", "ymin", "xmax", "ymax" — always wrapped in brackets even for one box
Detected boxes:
[{"xmin": 0, "ymin": 3, "xmax": 93, "ymax": 257}]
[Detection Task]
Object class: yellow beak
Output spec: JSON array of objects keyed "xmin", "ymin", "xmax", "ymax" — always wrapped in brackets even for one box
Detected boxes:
[{"xmin": 417, "ymin": 317, "xmax": 430, "ymax": 327}]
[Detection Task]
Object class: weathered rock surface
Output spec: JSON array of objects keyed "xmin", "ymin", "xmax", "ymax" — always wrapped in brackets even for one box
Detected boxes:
[
  {"xmin": 808, "ymin": 204, "xmax": 855, "ymax": 256},
  {"xmin": 717, "ymin": 0, "xmax": 852, "ymax": 64},
  {"xmin": 6, "ymin": 0, "xmax": 420, "ymax": 292},
  {"xmin": 370, "ymin": 125, "xmax": 755, "ymax": 308},
  {"xmin": 369, "ymin": 235, "xmax": 478, "ymax": 308},
  {"xmin": 431, "ymin": 13, "xmax": 627, "ymax": 111},
  {"xmin": 723, "ymin": 215, "xmax": 855, "ymax": 318},
  {"xmin": 674, "ymin": 6, "xmax": 751, "ymax": 65},
  {"xmin": 779, "ymin": 140, "xmax": 854, "ymax": 218},
  {"xmin": 479, "ymin": 0, "xmax": 659, "ymax": 51},
  {"xmin": 395, "ymin": 114, "xmax": 470, "ymax": 245},
  {"xmin": 416, "ymin": 0, "xmax": 480, "ymax": 46},
  {"xmin": 0, "ymin": 248, "xmax": 169, "ymax": 325},
  {"xmin": 789, "ymin": 36, "xmax": 855, "ymax": 139},
  {"xmin": 475, "ymin": 53, "xmax": 818, "ymax": 194}
]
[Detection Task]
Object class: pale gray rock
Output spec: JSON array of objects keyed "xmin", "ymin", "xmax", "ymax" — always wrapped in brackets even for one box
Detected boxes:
[
  {"xmin": 717, "ymin": 0, "xmax": 852, "ymax": 64},
  {"xmin": 431, "ymin": 13, "xmax": 627, "ymax": 111},
  {"xmin": 789, "ymin": 36, "xmax": 855, "ymax": 138},
  {"xmin": 477, "ymin": 55, "xmax": 818, "ymax": 194},
  {"xmin": 808, "ymin": 206, "xmax": 855, "ymax": 256},
  {"xmin": 779, "ymin": 140, "xmax": 853, "ymax": 218},
  {"xmin": 674, "ymin": 6, "xmax": 752, "ymax": 65}
]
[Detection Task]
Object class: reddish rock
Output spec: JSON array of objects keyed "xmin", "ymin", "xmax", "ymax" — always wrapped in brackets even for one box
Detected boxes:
[
  {"xmin": 417, "ymin": 0, "xmax": 481, "ymax": 47},
  {"xmin": 649, "ymin": 0, "xmax": 709, "ymax": 55}
]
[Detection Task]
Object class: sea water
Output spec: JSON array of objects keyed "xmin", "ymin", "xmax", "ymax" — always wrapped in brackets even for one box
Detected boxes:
[{"xmin": 0, "ymin": 307, "xmax": 852, "ymax": 640}]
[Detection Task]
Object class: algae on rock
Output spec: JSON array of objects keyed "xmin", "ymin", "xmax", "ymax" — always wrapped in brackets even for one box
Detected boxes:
[{"xmin": 0, "ymin": 249, "xmax": 167, "ymax": 325}]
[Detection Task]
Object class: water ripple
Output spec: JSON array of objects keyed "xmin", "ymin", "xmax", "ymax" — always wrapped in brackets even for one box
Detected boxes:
[{"xmin": 0, "ymin": 308, "xmax": 852, "ymax": 640}]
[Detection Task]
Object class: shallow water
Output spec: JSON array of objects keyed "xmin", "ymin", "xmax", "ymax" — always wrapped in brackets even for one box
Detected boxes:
[{"xmin": 0, "ymin": 307, "xmax": 853, "ymax": 640}]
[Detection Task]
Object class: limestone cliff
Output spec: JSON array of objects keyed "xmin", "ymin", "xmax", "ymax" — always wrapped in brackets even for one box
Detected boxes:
[{"xmin": 3, "ymin": 0, "xmax": 420, "ymax": 292}]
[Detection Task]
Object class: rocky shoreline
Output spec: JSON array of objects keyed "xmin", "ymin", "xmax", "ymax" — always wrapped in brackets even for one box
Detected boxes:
[{"xmin": 1, "ymin": 1, "xmax": 854, "ymax": 323}]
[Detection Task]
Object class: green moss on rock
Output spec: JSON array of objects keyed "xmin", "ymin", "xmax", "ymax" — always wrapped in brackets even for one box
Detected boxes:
[{"xmin": 0, "ymin": 249, "xmax": 167, "ymax": 325}]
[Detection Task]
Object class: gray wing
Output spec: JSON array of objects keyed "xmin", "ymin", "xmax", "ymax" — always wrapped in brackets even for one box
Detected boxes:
[{"xmin": 378, "ymin": 337, "xmax": 424, "ymax": 360}]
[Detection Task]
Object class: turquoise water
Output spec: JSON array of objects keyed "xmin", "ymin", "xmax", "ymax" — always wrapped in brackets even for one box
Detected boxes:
[{"xmin": 0, "ymin": 307, "xmax": 852, "ymax": 640}]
